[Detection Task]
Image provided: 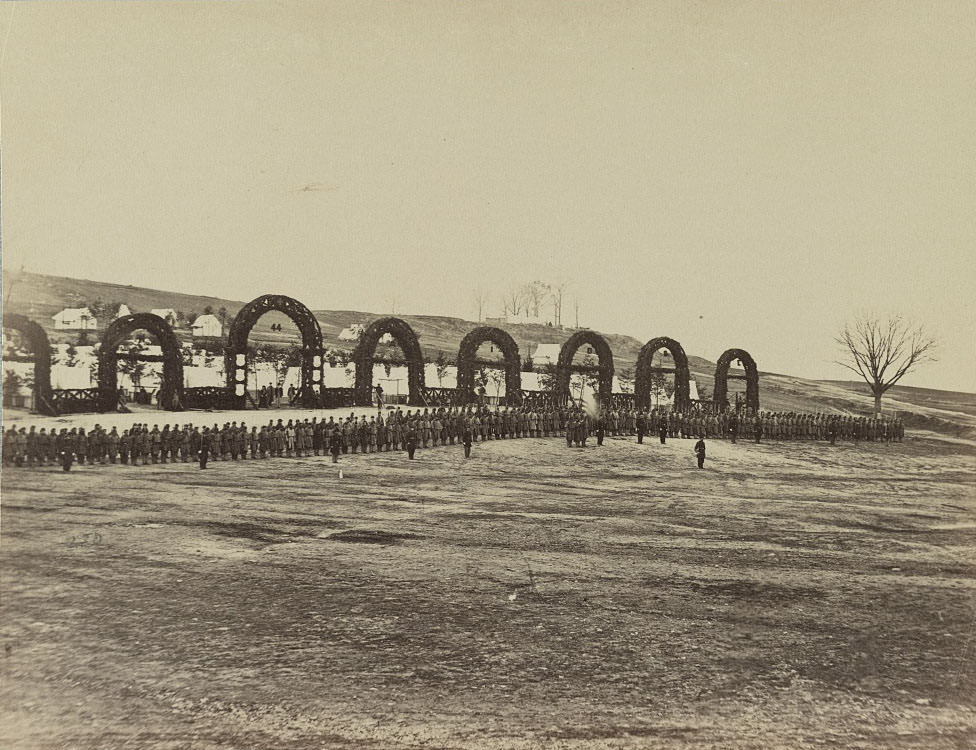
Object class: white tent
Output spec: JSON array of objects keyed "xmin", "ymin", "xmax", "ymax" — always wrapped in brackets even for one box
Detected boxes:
[
  {"xmin": 191, "ymin": 314, "xmax": 222, "ymax": 337},
  {"xmin": 531, "ymin": 343, "xmax": 561, "ymax": 366},
  {"xmin": 150, "ymin": 308, "xmax": 178, "ymax": 325},
  {"xmin": 338, "ymin": 324, "xmax": 364, "ymax": 342}
]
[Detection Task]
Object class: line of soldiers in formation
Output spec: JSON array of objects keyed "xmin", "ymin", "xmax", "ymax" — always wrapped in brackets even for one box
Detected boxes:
[
  {"xmin": 1, "ymin": 404, "xmax": 904, "ymax": 469},
  {"xmin": 3, "ymin": 406, "xmax": 595, "ymax": 469},
  {"xmin": 642, "ymin": 408, "xmax": 905, "ymax": 443}
]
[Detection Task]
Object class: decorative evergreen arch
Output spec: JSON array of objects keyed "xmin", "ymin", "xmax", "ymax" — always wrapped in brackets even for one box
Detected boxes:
[
  {"xmin": 224, "ymin": 295, "xmax": 324, "ymax": 407},
  {"xmin": 634, "ymin": 336, "xmax": 691, "ymax": 410},
  {"xmin": 2, "ymin": 312, "xmax": 56, "ymax": 415},
  {"xmin": 713, "ymin": 348, "xmax": 759, "ymax": 411},
  {"xmin": 98, "ymin": 313, "xmax": 184, "ymax": 412},
  {"xmin": 456, "ymin": 326, "xmax": 522, "ymax": 405},
  {"xmin": 352, "ymin": 317, "xmax": 425, "ymax": 406},
  {"xmin": 555, "ymin": 330, "xmax": 614, "ymax": 405}
]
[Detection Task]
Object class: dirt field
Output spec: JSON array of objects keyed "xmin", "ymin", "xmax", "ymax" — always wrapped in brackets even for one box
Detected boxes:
[{"xmin": 2, "ymin": 427, "xmax": 975, "ymax": 749}]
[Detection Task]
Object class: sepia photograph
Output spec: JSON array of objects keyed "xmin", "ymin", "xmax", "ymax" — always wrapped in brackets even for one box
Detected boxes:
[{"xmin": 1, "ymin": 1, "xmax": 974, "ymax": 748}]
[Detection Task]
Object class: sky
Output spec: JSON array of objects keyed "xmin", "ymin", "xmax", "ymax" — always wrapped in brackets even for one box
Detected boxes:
[{"xmin": 2, "ymin": 1, "xmax": 974, "ymax": 392}]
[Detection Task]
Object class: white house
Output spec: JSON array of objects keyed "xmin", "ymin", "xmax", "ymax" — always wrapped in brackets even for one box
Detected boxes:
[
  {"xmin": 150, "ymin": 308, "xmax": 178, "ymax": 326},
  {"xmin": 114, "ymin": 304, "xmax": 132, "ymax": 319},
  {"xmin": 52, "ymin": 307, "xmax": 97, "ymax": 331},
  {"xmin": 191, "ymin": 313, "xmax": 222, "ymax": 338}
]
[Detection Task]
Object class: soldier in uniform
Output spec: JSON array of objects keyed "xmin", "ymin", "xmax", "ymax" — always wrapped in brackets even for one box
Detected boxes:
[
  {"xmin": 329, "ymin": 428, "xmax": 342, "ymax": 462},
  {"xmin": 694, "ymin": 435, "xmax": 706, "ymax": 469},
  {"xmin": 462, "ymin": 421, "xmax": 473, "ymax": 458},
  {"xmin": 152, "ymin": 424, "xmax": 165, "ymax": 463},
  {"xmin": 405, "ymin": 424, "xmax": 418, "ymax": 460},
  {"xmin": 25, "ymin": 426, "xmax": 38, "ymax": 467},
  {"xmin": 35, "ymin": 427, "xmax": 51, "ymax": 466},
  {"xmin": 257, "ymin": 425, "xmax": 269, "ymax": 458},
  {"xmin": 421, "ymin": 410, "xmax": 432, "ymax": 449},
  {"xmin": 188, "ymin": 426, "xmax": 201, "ymax": 461},
  {"xmin": 198, "ymin": 428, "xmax": 210, "ymax": 469},
  {"xmin": 1, "ymin": 427, "xmax": 12, "ymax": 467},
  {"xmin": 181, "ymin": 425, "xmax": 192, "ymax": 462},
  {"xmin": 368, "ymin": 416, "xmax": 378, "ymax": 453},
  {"xmin": 60, "ymin": 431, "xmax": 75, "ymax": 472},
  {"xmin": 391, "ymin": 414, "xmax": 403, "ymax": 451},
  {"xmin": 46, "ymin": 428, "xmax": 59, "ymax": 465},
  {"xmin": 106, "ymin": 427, "xmax": 119, "ymax": 463},
  {"xmin": 76, "ymin": 428, "xmax": 88, "ymax": 466},
  {"xmin": 431, "ymin": 412, "xmax": 442, "ymax": 447},
  {"xmin": 119, "ymin": 429, "xmax": 132, "ymax": 464},
  {"xmin": 237, "ymin": 422, "xmax": 249, "ymax": 459},
  {"xmin": 161, "ymin": 425, "xmax": 172, "ymax": 463},
  {"xmin": 247, "ymin": 425, "xmax": 257, "ymax": 458},
  {"xmin": 312, "ymin": 419, "xmax": 323, "ymax": 457}
]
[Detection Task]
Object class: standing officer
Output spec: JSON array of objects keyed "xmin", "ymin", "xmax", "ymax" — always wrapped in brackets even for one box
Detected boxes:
[
  {"xmin": 462, "ymin": 422, "xmax": 473, "ymax": 459},
  {"xmin": 694, "ymin": 435, "xmax": 706, "ymax": 469},
  {"xmin": 405, "ymin": 424, "xmax": 418, "ymax": 460},
  {"xmin": 199, "ymin": 429, "xmax": 210, "ymax": 469},
  {"xmin": 329, "ymin": 429, "xmax": 342, "ymax": 463}
]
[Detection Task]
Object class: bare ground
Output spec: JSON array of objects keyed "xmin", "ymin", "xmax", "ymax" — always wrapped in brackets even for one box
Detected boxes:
[{"xmin": 1, "ymin": 432, "xmax": 975, "ymax": 749}]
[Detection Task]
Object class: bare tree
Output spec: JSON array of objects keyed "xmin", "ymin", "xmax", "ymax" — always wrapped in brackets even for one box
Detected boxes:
[
  {"xmin": 501, "ymin": 286, "xmax": 525, "ymax": 319},
  {"xmin": 472, "ymin": 288, "xmax": 490, "ymax": 322},
  {"xmin": 835, "ymin": 314, "xmax": 937, "ymax": 414},
  {"xmin": 524, "ymin": 281, "xmax": 549, "ymax": 319},
  {"xmin": 550, "ymin": 281, "xmax": 569, "ymax": 327}
]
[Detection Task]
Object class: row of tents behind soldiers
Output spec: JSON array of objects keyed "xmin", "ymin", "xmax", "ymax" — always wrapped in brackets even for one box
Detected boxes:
[{"xmin": 3, "ymin": 405, "xmax": 904, "ymax": 469}]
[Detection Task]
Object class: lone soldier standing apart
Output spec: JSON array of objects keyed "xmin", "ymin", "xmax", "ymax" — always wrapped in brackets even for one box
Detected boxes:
[
  {"xmin": 462, "ymin": 422, "xmax": 473, "ymax": 459},
  {"xmin": 405, "ymin": 425, "xmax": 418, "ymax": 460},
  {"xmin": 199, "ymin": 432, "xmax": 210, "ymax": 469},
  {"xmin": 694, "ymin": 434, "xmax": 706, "ymax": 469},
  {"xmin": 329, "ymin": 430, "xmax": 342, "ymax": 463},
  {"xmin": 659, "ymin": 414, "xmax": 669, "ymax": 445},
  {"xmin": 60, "ymin": 443, "xmax": 75, "ymax": 472}
]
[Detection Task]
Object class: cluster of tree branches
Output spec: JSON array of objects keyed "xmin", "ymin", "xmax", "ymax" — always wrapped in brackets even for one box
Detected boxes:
[
  {"xmin": 835, "ymin": 314, "xmax": 937, "ymax": 413},
  {"xmin": 474, "ymin": 280, "xmax": 572, "ymax": 326}
]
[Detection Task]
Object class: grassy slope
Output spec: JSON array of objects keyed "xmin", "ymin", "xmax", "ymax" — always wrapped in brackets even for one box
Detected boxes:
[{"xmin": 3, "ymin": 271, "xmax": 973, "ymax": 432}]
